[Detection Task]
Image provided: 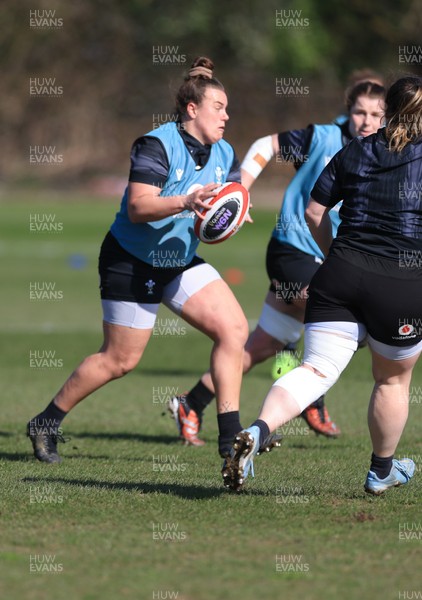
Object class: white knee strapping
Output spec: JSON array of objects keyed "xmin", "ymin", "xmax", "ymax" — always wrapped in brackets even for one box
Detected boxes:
[
  {"xmin": 273, "ymin": 325, "xmax": 358, "ymax": 411},
  {"xmin": 273, "ymin": 366, "xmax": 332, "ymax": 412},
  {"xmin": 303, "ymin": 326, "xmax": 358, "ymax": 381},
  {"xmin": 258, "ymin": 302, "xmax": 303, "ymax": 345}
]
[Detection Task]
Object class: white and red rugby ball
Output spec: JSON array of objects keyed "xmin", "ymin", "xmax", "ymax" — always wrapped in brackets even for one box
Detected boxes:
[{"xmin": 194, "ymin": 182, "xmax": 250, "ymax": 244}]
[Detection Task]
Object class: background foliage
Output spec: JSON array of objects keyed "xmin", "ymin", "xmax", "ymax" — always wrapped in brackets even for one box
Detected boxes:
[{"xmin": 2, "ymin": 0, "xmax": 421, "ymax": 183}]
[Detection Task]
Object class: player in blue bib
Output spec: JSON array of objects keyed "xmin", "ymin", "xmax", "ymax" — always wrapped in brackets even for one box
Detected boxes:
[
  {"xmin": 110, "ymin": 122, "xmax": 236, "ymax": 266},
  {"xmin": 225, "ymin": 76, "xmax": 422, "ymax": 495},
  {"xmin": 170, "ymin": 80, "xmax": 386, "ymax": 453},
  {"xmin": 27, "ymin": 57, "xmax": 251, "ymax": 463}
]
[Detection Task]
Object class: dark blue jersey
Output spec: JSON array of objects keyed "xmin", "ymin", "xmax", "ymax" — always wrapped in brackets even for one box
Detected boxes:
[
  {"xmin": 277, "ymin": 126, "xmax": 314, "ymax": 170},
  {"xmin": 312, "ymin": 128, "xmax": 422, "ymax": 260}
]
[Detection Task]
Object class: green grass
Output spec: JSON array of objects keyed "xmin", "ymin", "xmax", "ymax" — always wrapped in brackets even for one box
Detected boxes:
[{"xmin": 1, "ymin": 191, "xmax": 421, "ymax": 600}]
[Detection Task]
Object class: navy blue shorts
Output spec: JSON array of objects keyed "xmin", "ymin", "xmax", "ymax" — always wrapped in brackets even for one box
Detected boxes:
[
  {"xmin": 98, "ymin": 231, "xmax": 205, "ymax": 303},
  {"xmin": 266, "ymin": 238, "xmax": 323, "ymax": 304},
  {"xmin": 305, "ymin": 247, "xmax": 422, "ymax": 347}
]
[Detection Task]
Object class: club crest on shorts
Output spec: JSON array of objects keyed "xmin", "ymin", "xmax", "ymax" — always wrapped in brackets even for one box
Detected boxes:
[{"xmin": 145, "ymin": 279, "xmax": 156, "ymax": 295}]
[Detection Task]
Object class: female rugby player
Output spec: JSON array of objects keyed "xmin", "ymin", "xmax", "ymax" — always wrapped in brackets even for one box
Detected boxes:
[
  {"xmin": 170, "ymin": 80, "xmax": 386, "ymax": 455},
  {"xmin": 27, "ymin": 57, "xmax": 249, "ymax": 463},
  {"xmin": 224, "ymin": 76, "xmax": 422, "ymax": 495}
]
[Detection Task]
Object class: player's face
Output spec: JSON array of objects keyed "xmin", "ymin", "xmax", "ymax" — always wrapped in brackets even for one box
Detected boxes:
[
  {"xmin": 186, "ymin": 88, "xmax": 229, "ymax": 145},
  {"xmin": 348, "ymin": 95, "xmax": 385, "ymax": 138}
]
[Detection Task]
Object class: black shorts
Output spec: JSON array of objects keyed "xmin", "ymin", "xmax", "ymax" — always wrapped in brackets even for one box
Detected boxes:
[
  {"xmin": 266, "ymin": 238, "xmax": 323, "ymax": 303},
  {"xmin": 305, "ymin": 247, "xmax": 422, "ymax": 346},
  {"xmin": 98, "ymin": 231, "xmax": 205, "ymax": 303}
]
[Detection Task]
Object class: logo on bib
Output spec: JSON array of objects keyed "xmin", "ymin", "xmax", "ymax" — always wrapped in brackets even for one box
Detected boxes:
[{"xmin": 215, "ymin": 166, "xmax": 225, "ymax": 184}]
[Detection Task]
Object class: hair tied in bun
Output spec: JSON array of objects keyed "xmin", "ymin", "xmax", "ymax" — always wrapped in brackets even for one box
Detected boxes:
[{"xmin": 188, "ymin": 66, "xmax": 213, "ymax": 79}]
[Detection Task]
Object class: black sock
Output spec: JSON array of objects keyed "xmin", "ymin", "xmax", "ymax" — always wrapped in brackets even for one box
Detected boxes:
[
  {"xmin": 309, "ymin": 395, "xmax": 325, "ymax": 409},
  {"xmin": 370, "ymin": 453, "xmax": 394, "ymax": 479},
  {"xmin": 217, "ymin": 411, "xmax": 242, "ymax": 439},
  {"xmin": 251, "ymin": 419, "xmax": 270, "ymax": 448},
  {"xmin": 217, "ymin": 411, "xmax": 242, "ymax": 456},
  {"xmin": 29, "ymin": 400, "xmax": 68, "ymax": 435},
  {"xmin": 185, "ymin": 380, "xmax": 215, "ymax": 415}
]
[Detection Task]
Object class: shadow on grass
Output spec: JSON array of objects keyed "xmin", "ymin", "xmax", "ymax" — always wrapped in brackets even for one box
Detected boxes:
[
  {"xmin": 285, "ymin": 441, "xmax": 341, "ymax": 450},
  {"xmin": 0, "ymin": 448, "xmax": 163, "ymax": 463},
  {"xmin": 64, "ymin": 453, "xmax": 153, "ymax": 462},
  {"xmin": 0, "ymin": 431, "xmax": 13, "ymax": 437},
  {"xmin": 19, "ymin": 452, "xmax": 153, "ymax": 462},
  {"xmin": 0, "ymin": 452, "xmax": 32, "ymax": 462},
  {"xmin": 72, "ymin": 432, "xmax": 181, "ymax": 444},
  {"xmin": 21, "ymin": 475, "xmax": 238, "ymax": 499}
]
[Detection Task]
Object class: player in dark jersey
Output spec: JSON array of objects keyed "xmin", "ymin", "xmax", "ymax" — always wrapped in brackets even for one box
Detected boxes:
[
  {"xmin": 170, "ymin": 80, "xmax": 385, "ymax": 454},
  {"xmin": 26, "ymin": 57, "xmax": 252, "ymax": 463},
  {"xmin": 224, "ymin": 76, "xmax": 422, "ymax": 495}
]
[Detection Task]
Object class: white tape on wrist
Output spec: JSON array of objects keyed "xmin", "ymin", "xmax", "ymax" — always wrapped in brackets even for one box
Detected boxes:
[{"xmin": 241, "ymin": 135, "xmax": 274, "ymax": 179}]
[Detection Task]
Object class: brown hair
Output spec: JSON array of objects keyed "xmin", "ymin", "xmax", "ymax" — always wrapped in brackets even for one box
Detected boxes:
[
  {"xmin": 347, "ymin": 68, "xmax": 384, "ymax": 88},
  {"xmin": 385, "ymin": 76, "xmax": 422, "ymax": 152},
  {"xmin": 345, "ymin": 80, "xmax": 386, "ymax": 112},
  {"xmin": 175, "ymin": 56, "xmax": 225, "ymax": 120}
]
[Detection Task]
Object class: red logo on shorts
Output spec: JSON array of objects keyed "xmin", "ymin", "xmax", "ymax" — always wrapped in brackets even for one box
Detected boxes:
[{"xmin": 398, "ymin": 324, "xmax": 414, "ymax": 336}]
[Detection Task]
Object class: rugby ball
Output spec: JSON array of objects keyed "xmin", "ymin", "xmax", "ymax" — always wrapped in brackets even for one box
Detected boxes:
[{"xmin": 194, "ymin": 182, "xmax": 250, "ymax": 244}]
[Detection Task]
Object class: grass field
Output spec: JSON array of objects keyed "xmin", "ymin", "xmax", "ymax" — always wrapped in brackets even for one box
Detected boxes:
[{"xmin": 1, "ymin": 191, "xmax": 421, "ymax": 600}]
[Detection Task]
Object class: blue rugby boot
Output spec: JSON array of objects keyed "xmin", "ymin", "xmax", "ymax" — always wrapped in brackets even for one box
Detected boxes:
[
  {"xmin": 364, "ymin": 458, "xmax": 415, "ymax": 495},
  {"xmin": 221, "ymin": 426, "xmax": 260, "ymax": 492}
]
